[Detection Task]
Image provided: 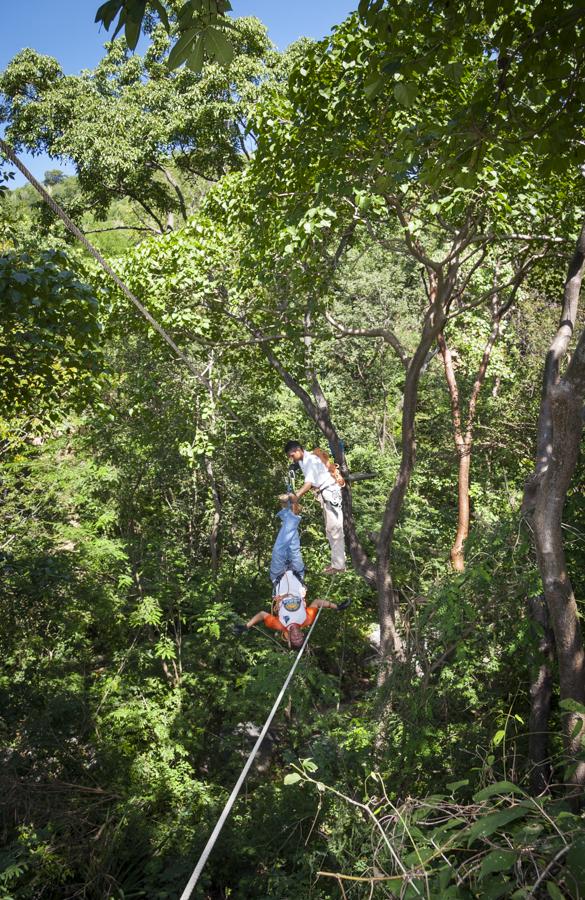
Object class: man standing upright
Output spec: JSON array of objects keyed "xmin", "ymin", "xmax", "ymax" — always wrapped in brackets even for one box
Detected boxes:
[{"xmin": 282, "ymin": 440, "xmax": 346, "ymax": 574}]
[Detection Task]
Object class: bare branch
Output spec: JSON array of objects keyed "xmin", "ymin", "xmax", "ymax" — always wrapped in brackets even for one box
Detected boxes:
[
  {"xmin": 325, "ymin": 309, "xmax": 410, "ymax": 369},
  {"xmin": 83, "ymin": 225, "xmax": 155, "ymax": 235}
]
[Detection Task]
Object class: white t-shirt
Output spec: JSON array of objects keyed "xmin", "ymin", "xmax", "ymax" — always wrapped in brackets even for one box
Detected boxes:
[
  {"xmin": 299, "ymin": 450, "xmax": 336, "ymax": 492},
  {"xmin": 275, "ymin": 571, "xmax": 307, "ymax": 627}
]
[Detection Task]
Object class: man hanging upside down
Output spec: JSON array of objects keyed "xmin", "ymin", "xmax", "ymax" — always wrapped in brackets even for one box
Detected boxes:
[{"xmin": 235, "ymin": 498, "xmax": 350, "ymax": 650}]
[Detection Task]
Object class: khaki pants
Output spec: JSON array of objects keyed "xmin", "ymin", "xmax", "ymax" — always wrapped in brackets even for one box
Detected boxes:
[{"xmin": 317, "ymin": 488, "xmax": 346, "ymax": 569}]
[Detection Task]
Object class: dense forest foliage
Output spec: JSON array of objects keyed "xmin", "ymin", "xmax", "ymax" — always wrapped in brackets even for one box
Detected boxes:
[{"xmin": 1, "ymin": 1, "xmax": 585, "ymax": 897}]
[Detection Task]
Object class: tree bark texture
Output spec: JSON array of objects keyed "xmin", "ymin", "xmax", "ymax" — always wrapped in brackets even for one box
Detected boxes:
[
  {"xmin": 533, "ymin": 380, "xmax": 585, "ymax": 785},
  {"xmin": 523, "ymin": 219, "xmax": 585, "ymax": 789},
  {"xmin": 527, "ymin": 595, "xmax": 555, "ymax": 796}
]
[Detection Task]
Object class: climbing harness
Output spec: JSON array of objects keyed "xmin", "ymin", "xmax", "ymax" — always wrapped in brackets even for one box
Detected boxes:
[{"xmin": 272, "ymin": 570, "xmax": 306, "ymax": 607}]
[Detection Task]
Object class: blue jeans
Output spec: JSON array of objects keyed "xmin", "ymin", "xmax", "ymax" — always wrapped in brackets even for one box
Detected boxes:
[{"xmin": 270, "ymin": 508, "xmax": 305, "ymax": 583}]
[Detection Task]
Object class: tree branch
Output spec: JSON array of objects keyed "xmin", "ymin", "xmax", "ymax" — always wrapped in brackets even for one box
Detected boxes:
[{"xmin": 325, "ymin": 309, "xmax": 410, "ymax": 369}]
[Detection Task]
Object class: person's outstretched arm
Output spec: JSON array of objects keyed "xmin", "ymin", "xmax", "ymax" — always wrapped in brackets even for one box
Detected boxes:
[
  {"xmin": 279, "ymin": 480, "xmax": 313, "ymax": 503},
  {"xmin": 308, "ymin": 599, "xmax": 337, "ymax": 610},
  {"xmin": 308, "ymin": 598, "xmax": 351, "ymax": 611},
  {"xmin": 245, "ymin": 611, "xmax": 269, "ymax": 628}
]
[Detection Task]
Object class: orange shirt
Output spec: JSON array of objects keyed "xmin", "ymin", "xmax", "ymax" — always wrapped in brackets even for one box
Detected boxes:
[{"xmin": 263, "ymin": 605, "xmax": 318, "ymax": 633}]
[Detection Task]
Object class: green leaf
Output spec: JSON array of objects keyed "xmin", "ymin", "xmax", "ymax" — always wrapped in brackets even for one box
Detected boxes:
[
  {"xmin": 493, "ymin": 729, "xmax": 506, "ymax": 747},
  {"xmin": 111, "ymin": 9, "xmax": 127, "ymax": 40},
  {"xmin": 477, "ymin": 876, "xmax": 515, "ymax": 900},
  {"xmin": 466, "ymin": 807, "xmax": 529, "ymax": 846},
  {"xmin": 124, "ymin": 14, "xmax": 142, "ymax": 50},
  {"xmin": 374, "ymin": 174, "xmax": 391, "ymax": 193},
  {"xmin": 560, "ymin": 699, "xmax": 585, "ymax": 715},
  {"xmin": 167, "ymin": 28, "xmax": 198, "ymax": 70},
  {"xmin": 382, "ymin": 58, "xmax": 402, "ymax": 75},
  {"xmin": 473, "ymin": 782, "xmax": 527, "ymax": 802},
  {"xmin": 205, "ymin": 26, "xmax": 234, "ymax": 65},
  {"xmin": 150, "ymin": 0, "xmax": 170, "ymax": 31},
  {"xmin": 95, "ymin": 0, "xmax": 123, "ymax": 28},
  {"xmin": 446, "ymin": 779, "xmax": 469, "ymax": 793},
  {"xmin": 546, "ymin": 883, "xmax": 565, "ymax": 900},
  {"xmin": 393, "ymin": 81, "xmax": 417, "ymax": 107},
  {"xmin": 186, "ymin": 36, "xmax": 205, "ymax": 72},
  {"xmin": 480, "ymin": 849, "xmax": 517, "ymax": 878},
  {"xmin": 284, "ymin": 773, "xmax": 302, "ymax": 785},
  {"xmin": 364, "ymin": 74, "xmax": 384, "ymax": 99},
  {"xmin": 404, "ymin": 845, "xmax": 438, "ymax": 867}
]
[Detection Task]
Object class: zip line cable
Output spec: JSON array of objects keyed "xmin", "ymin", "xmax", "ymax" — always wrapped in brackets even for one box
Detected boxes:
[
  {"xmin": 179, "ymin": 602, "xmax": 326, "ymax": 900},
  {"xmin": 0, "ymin": 139, "xmax": 276, "ymax": 464}
]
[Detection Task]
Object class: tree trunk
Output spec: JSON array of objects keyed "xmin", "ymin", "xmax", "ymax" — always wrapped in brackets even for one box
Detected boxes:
[
  {"xmin": 203, "ymin": 454, "xmax": 221, "ymax": 576},
  {"xmin": 375, "ymin": 278, "xmax": 445, "ymax": 665},
  {"xmin": 533, "ymin": 380, "xmax": 585, "ymax": 786},
  {"xmin": 438, "ymin": 331, "xmax": 468, "ymax": 571},
  {"xmin": 527, "ymin": 595, "xmax": 555, "ymax": 796},
  {"xmin": 451, "ymin": 446, "xmax": 471, "ymax": 571},
  {"xmin": 523, "ymin": 220, "xmax": 585, "ymax": 790},
  {"xmin": 438, "ymin": 304, "xmax": 503, "ymax": 572}
]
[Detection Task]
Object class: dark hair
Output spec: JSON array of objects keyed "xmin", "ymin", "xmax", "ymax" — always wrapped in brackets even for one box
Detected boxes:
[
  {"xmin": 288, "ymin": 624, "xmax": 305, "ymax": 650},
  {"xmin": 284, "ymin": 440, "xmax": 303, "ymax": 455}
]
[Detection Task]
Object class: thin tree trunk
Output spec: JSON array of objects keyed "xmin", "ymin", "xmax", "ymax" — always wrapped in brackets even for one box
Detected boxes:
[
  {"xmin": 438, "ymin": 331, "xmax": 467, "ymax": 571},
  {"xmin": 203, "ymin": 454, "xmax": 221, "ymax": 575},
  {"xmin": 451, "ymin": 449, "xmax": 471, "ymax": 571},
  {"xmin": 375, "ymin": 275, "xmax": 445, "ymax": 666},
  {"xmin": 159, "ymin": 166, "xmax": 188, "ymax": 224},
  {"xmin": 523, "ymin": 219, "xmax": 585, "ymax": 790},
  {"xmin": 527, "ymin": 594, "xmax": 555, "ymax": 796},
  {"xmin": 439, "ymin": 305, "xmax": 503, "ymax": 571}
]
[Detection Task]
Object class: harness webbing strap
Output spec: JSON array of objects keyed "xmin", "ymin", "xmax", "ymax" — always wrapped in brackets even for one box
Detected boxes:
[{"xmin": 179, "ymin": 606, "xmax": 323, "ymax": 900}]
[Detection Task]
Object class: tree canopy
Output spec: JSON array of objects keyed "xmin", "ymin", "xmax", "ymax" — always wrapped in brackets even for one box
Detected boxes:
[{"xmin": 0, "ymin": 18, "xmax": 306, "ymax": 232}]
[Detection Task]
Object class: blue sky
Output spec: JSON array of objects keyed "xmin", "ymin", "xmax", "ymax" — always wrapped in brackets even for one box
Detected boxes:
[{"xmin": 1, "ymin": 0, "xmax": 357, "ymax": 185}]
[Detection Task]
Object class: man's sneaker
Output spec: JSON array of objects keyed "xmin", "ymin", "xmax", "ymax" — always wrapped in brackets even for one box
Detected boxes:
[
  {"xmin": 336, "ymin": 599, "xmax": 351, "ymax": 611},
  {"xmin": 322, "ymin": 566, "xmax": 347, "ymax": 575},
  {"xmin": 233, "ymin": 623, "xmax": 248, "ymax": 637}
]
